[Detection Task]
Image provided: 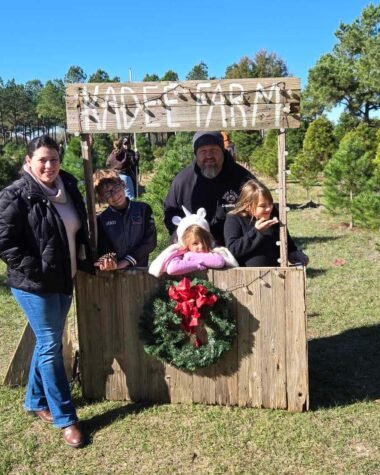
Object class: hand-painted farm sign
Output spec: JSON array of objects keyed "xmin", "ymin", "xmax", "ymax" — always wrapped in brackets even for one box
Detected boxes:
[{"xmin": 66, "ymin": 78, "xmax": 300, "ymax": 134}]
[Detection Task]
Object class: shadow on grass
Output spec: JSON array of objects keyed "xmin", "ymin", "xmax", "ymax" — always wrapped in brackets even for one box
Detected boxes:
[
  {"xmin": 287, "ymin": 203, "xmax": 303, "ymax": 210},
  {"xmin": 295, "ymin": 236, "xmax": 343, "ymax": 246},
  {"xmin": 288, "ymin": 202, "xmax": 321, "ymax": 210},
  {"xmin": 306, "ymin": 268, "xmax": 328, "ymax": 279},
  {"xmin": 81, "ymin": 401, "xmax": 156, "ymax": 439},
  {"xmin": 307, "ymin": 312, "xmax": 321, "ymax": 319},
  {"xmin": 309, "ymin": 324, "xmax": 380, "ymax": 409}
]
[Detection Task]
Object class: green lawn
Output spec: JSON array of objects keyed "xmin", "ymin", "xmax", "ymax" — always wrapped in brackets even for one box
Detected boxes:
[{"xmin": 1, "ymin": 182, "xmax": 380, "ymax": 474}]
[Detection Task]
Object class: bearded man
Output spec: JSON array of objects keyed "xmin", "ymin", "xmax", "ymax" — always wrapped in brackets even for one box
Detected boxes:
[{"xmin": 164, "ymin": 131, "xmax": 254, "ymax": 245}]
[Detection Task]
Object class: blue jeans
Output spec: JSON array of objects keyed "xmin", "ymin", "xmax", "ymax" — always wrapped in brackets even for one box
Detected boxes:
[
  {"xmin": 119, "ymin": 173, "xmax": 135, "ymax": 200},
  {"xmin": 11, "ymin": 288, "xmax": 77, "ymax": 428}
]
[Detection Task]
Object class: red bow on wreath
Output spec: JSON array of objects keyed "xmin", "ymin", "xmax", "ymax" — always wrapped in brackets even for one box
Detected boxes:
[{"xmin": 168, "ymin": 277, "xmax": 218, "ymax": 346}]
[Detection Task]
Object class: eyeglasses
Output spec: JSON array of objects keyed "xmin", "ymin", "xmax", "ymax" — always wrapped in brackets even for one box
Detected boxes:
[{"xmin": 101, "ymin": 183, "xmax": 124, "ymax": 200}]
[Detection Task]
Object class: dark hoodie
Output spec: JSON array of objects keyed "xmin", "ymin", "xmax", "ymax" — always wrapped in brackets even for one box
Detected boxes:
[{"xmin": 164, "ymin": 151, "xmax": 254, "ymax": 245}]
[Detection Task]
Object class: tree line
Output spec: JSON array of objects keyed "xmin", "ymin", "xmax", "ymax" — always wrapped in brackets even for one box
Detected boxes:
[{"xmin": 0, "ymin": 4, "xmax": 378, "ymax": 231}]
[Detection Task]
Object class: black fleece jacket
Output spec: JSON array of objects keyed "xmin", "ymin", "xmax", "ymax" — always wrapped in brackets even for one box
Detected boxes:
[
  {"xmin": 224, "ymin": 207, "xmax": 298, "ymax": 267},
  {"xmin": 164, "ymin": 152, "xmax": 253, "ymax": 245}
]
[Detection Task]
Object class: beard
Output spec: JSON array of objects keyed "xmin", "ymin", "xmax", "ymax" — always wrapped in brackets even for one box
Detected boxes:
[{"xmin": 200, "ymin": 164, "xmax": 220, "ymax": 179}]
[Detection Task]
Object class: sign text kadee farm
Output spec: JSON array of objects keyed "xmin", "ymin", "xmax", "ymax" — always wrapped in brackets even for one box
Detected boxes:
[{"xmin": 66, "ymin": 78, "xmax": 300, "ymax": 134}]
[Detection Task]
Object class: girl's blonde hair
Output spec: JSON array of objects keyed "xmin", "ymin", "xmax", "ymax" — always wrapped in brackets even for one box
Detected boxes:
[
  {"xmin": 230, "ymin": 179, "xmax": 273, "ymax": 217},
  {"xmin": 181, "ymin": 225, "xmax": 213, "ymax": 252}
]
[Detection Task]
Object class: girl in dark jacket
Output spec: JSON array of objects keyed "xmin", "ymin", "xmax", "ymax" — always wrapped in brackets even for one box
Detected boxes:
[
  {"xmin": 0, "ymin": 135, "xmax": 92, "ymax": 448},
  {"xmin": 224, "ymin": 179, "xmax": 308, "ymax": 267}
]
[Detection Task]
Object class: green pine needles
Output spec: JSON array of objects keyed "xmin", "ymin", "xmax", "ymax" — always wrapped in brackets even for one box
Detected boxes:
[{"xmin": 139, "ymin": 278, "xmax": 236, "ymax": 372}]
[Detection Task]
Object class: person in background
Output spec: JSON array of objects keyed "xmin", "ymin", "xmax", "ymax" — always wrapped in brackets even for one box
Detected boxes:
[
  {"xmin": 93, "ymin": 169, "xmax": 156, "ymax": 271},
  {"xmin": 0, "ymin": 135, "xmax": 92, "ymax": 448},
  {"xmin": 224, "ymin": 179, "xmax": 309, "ymax": 267},
  {"xmin": 164, "ymin": 131, "xmax": 254, "ymax": 246},
  {"xmin": 106, "ymin": 138, "xmax": 135, "ymax": 200},
  {"xmin": 149, "ymin": 206, "xmax": 238, "ymax": 277},
  {"xmin": 221, "ymin": 131, "xmax": 237, "ymax": 161},
  {"xmin": 122, "ymin": 136, "xmax": 139, "ymax": 197}
]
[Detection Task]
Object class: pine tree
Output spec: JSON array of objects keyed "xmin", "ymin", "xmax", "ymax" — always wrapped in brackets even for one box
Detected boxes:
[
  {"xmin": 303, "ymin": 116, "xmax": 336, "ymax": 166},
  {"xmin": 136, "ymin": 134, "xmax": 155, "ymax": 175},
  {"xmin": 291, "ymin": 151, "xmax": 321, "ymax": 202},
  {"xmin": 61, "ymin": 137, "xmax": 84, "ymax": 192},
  {"xmin": 142, "ymin": 133, "xmax": 192, "ymax": 255},
  {"xmin": 323, "ymin": 124, "xmax": 378, "ymax": 228},
  {"xmin": 0, "ymin": 142, "xmax": 25, "ymax": 188},
  {"xmin": 250, "ymin": 130, "xmax": 277, "ymax": 178},
  {"xmin": 351, "ymin": 187, "xmax": 380, "ymax": 229},
  {"xmin": 92, "ymin": 134, "xmax": 113, "ymax": 169},
  {"xmin": 230, "ymin": 130, "xmax": 262, "ymax": 165}
]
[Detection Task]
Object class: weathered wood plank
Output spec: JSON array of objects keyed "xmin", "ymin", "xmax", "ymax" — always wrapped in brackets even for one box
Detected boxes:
[
  {"xmin": 80, "ymin": 135, "xmax": 97, "ymax": 257},
  {"xmin": 75, "ymin": 272, "xmax": 105, "ymax": 399},
  {"xmin": 101, "ymin": 273, "xmax": 126, "ymax": 400},
  {"xmin": 192, "ymin": 365, "xmax": 216, "ymax": 405},
  {"xmin": 164, "ymin": 363, "xmax": 193, "ymax": 404},
  {"xmin": 285, "ymin": 268, "xmax": 309, "ymax": 412},
  {"xmin": 240, "ymin": 270, "xmax": 263, "ymax": 408},
  {"xmin": 271, "ymin": 269, "xmax": 287, "ymax": 408},
  {"xmin": 3, "ymin": 323, "xmax": 35, "ymax": 386},
  {"xmin": 259, "ymin": 269, "xmax": 274, "ymax": 408},
  {"xmin": 66, "ymin": 78, "xmax": 301, "ymax": 133},
  {"xmin": 76, "ymin": 268, "xmax": 308, "ymax": 411},
  {"xmin": 277, "ymin": 130, "xmax": 289, "ymax": 266},
  {"xmin": 213, "ymin": 270, "xmax": 238, "ymax": 406}
]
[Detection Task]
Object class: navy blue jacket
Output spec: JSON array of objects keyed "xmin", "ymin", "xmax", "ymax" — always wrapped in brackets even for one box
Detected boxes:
[{"xmin": 97, "ymin": 201, "xmax": 156, "ymax": 267}]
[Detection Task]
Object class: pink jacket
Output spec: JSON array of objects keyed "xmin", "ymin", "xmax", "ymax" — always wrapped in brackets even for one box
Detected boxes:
[
  {"xmin": 166, "ymin": 251, "xmax": 225, "ymax": 275},
  {"xmin": 148, "ymin": 244, "xmax": 239, "ymax": 278}
]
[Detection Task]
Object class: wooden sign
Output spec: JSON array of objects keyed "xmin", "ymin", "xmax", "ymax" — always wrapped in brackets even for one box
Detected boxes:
[{"xmin": 66, "ymin": 78, "xmax": 300, "ymax": 134}]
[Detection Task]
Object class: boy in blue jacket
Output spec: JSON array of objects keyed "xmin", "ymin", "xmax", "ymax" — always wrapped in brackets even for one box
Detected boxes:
[{"xmin": 93, "ymin": 170, "xmax": 156, "ymax": 271}]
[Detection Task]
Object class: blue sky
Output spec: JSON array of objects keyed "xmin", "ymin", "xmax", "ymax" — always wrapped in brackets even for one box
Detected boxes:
[{"xmin": 0, "ymin": 0, "xmax": 373, "ymax": 89}]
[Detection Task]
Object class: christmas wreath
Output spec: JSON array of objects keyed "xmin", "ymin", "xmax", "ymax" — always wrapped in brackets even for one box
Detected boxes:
[{"xmin": 139, "ymin": 277, "xmax": 236, "ymax": 372}]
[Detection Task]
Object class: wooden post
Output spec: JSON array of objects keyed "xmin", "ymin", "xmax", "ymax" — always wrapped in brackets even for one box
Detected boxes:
[
  {"xmin": 80, "ymin": 134, "xmax": 97, "ymax": 257},
  {"xmin": 277, "ymin": 128, "xmax": 288, "ymax": 267}
]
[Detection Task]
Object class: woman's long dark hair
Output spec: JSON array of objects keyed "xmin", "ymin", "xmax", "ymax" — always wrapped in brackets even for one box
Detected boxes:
[{"xmin": 27, "ymin": 135, "xmax": 60, "ymax": 157}]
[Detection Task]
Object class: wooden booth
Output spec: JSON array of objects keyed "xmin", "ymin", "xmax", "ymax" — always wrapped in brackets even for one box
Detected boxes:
[{"xmin": 5, "ymin": 78, "xmax": 308, "ymax": 412}]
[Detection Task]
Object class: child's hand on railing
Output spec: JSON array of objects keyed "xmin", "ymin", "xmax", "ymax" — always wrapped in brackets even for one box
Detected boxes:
[{"xmin": 94, "ymin": 252, "xmax": 118, "ymax": 271}]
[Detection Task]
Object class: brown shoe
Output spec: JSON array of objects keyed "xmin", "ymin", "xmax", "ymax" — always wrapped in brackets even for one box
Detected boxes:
[
  {"xmin": 62, "ymin": 423, "xmax": 85, "ymax": 448},
  {"xmin": 34, "ymin": 409, "xmax": 53, "ymax": 424}
]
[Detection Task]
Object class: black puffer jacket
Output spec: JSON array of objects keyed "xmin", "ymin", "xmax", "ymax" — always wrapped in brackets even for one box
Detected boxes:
[{"xmin": 0, "ymin": 170, "xmax": 92, "ymax": 295}]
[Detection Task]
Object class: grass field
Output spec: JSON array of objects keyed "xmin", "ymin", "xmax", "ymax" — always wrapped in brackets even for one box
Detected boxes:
[{"xmin": 1, "ymin": 182, "xmax": 380, "ymax": 474}]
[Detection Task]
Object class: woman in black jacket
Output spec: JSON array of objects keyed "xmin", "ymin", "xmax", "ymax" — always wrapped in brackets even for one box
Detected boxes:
[
  {"xmin": 0, "ymin": 135, "xmax": 92, "ymax": 448},
  {"xmin": 224, "ymin": 179, "xmax": 308, "ymax": 267}
]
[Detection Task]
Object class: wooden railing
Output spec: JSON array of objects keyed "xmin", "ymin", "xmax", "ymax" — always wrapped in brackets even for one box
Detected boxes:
[{"xmin": 75, "ymin": 267, "xmax": 308, "ymax": 412}]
